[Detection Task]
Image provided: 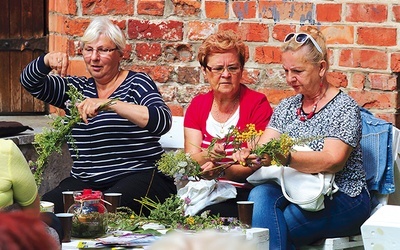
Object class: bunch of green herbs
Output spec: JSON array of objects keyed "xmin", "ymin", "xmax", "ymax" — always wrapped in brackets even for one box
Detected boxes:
[
  {"xmin": 30, "ymin": 82, "xmax": 84, "ymax": 186},
  {"xmin": 156, "ymin": 150, "xmax": 201, "ymax": 181},
  {"xmin": 133, "ymin": 195, "xmax": 241, "ymax": 231},
  {"xmin": 251, "ymin": 133, "xmax": 316, "ymax": 165},
  {"xmin": 30, "ymin": 82, "xmax": 116, "ymax": 186}
]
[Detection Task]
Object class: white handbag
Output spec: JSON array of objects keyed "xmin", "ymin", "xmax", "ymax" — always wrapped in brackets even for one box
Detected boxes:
[{"xmin": 246, "ymin": 146, "xmax": 339, "ymax": 212}]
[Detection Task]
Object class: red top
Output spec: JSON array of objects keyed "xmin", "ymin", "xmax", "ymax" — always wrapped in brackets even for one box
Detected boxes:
[{"xmin": 184, "ymin": 84, "xmax": 273, "ymax": 155}]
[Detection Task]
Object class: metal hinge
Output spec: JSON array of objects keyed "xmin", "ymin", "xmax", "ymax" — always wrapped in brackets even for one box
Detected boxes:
[{"xmin": 0, "ymin": 37, "xmax": 47, "ymax": 51}]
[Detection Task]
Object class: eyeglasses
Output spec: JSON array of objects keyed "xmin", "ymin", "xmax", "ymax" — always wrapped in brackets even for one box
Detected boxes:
[
  {"xmin": 284, "ymin": 33, "xmax": 323, "ymax": 54},
  {"xmin": 82, "ymin": 47, "xmax": 118, "ymax": 57},
  {"xmin": 205, "ymin": 65, "xmax": 242, "ymax": 75}
]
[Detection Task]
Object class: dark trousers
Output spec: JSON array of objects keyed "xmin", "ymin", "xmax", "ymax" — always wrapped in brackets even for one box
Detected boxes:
[{"xmin": 42, "ymin": 170, "xmax": 176, "ymax": 216}]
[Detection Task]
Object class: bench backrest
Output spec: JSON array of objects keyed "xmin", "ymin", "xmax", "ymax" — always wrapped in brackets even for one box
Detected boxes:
[{"xmin": 159, "ymin": 116, "xmax": 184, "ymax": 150}]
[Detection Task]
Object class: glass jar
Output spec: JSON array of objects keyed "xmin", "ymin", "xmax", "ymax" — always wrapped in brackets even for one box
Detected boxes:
[{"xmin": 67, "ymin": 189, "xmax": 107, "ymax": 238}]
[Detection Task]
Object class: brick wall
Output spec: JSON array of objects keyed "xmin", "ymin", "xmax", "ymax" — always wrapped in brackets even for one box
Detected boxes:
[{"xmin": 48, "ymin": 0, "xmax": 400, "ymax": 126}]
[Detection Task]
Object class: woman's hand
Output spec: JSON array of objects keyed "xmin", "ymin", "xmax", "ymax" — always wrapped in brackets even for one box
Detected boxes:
[
  {"xmin": 233, "ymin": 148, "xmax": 271, "ymax": 172},
  {"xmin": 43, "ymin": 52, "xmax": 69, "ymax": 77},
  {"xmin": 207, "ymin": 142, "xmax": 226, "ymax": 162},
  {"xmin": 200, "ymin": 161, "xmax": 225, "ymax": 180},
  {"xmin": 76, "ymin": 98, "xmax": 115, "ymax": 123}
]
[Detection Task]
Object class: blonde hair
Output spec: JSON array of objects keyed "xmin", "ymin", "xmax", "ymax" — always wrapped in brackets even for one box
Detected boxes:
[
  {"xmin": 197, "ymin": 30, "xmax": 246, "ymax": 69},
  {"xmin": 281, "ymin": 26, "xmax": 328, "ymax": 67},
  {"xmin": 81, "ymin": 17, "xmax": 126, "ymax": 53}
]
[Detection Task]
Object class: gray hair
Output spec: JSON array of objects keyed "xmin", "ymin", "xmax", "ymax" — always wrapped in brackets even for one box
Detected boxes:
[{"xmin": 81, "ymin": 17, "xmax": 126, "ymax": 53}]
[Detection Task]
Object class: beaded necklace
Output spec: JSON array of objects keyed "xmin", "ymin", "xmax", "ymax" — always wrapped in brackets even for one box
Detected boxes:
[{"xmin": 297, "ymin": 85, "xmax": 328, "ymax": 122}]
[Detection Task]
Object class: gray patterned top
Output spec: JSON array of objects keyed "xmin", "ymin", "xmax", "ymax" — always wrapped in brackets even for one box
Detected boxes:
[{"xmin": 268, "ymin": 90, "xmax": 367, "ymax": 197}]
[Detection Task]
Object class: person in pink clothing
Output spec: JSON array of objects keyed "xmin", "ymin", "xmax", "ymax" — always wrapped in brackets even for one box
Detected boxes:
[{"xmin": 184, "ymin": 30, "xmax": 273, "ymax": 217}]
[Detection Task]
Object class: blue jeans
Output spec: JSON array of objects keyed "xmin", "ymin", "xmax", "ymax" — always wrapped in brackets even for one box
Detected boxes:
[{"xmin": 249, "ymin": 182, "xmax": 371, "ymax": 249}]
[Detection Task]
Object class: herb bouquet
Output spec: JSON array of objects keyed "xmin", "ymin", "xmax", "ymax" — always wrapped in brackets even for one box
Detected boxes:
[
  {"xmin": 31, "ymin": 82, "xmax": 116, "ymax": 186},
  {"xmin": 106, "ymin": 194, "xmax": 241, "ymax": 233},
  {"xmin": 30, "ymin": 83, "xmax": 84, "ymax": 186},
  {"xmin": 156, "ymin": 150, "xmax": 201, "ymax": 188},
  {"xmin": 135, "ymin": 195, "xmax": 230, "ymax": 231}
]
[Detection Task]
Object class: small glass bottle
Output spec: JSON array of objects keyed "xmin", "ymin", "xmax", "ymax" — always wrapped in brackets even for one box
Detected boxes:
[{"xmin": 67, "ymin": 189, "xmax": 107, "ymax": 238}]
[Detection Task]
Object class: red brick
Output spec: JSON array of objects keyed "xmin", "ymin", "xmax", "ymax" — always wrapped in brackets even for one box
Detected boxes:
[
  {"xmin": 81, "ymin": 0, "xmax": 134, "ymax": 15},
  {"xmin": 258, "ymin": 89, "xmax": 295, "ymax": 106},
  {"xmin": 51, "ymin": 0, "xmax": 77, "ymax": 14},
  {"xmin": 187, "ymin": 21, "xmax": 216, "ymax": 41},
  {"xmin": 346, "ymin": 3, "xmax": 387, "ymax": 23},
  {"xmin": 64, "ymin": 18, "xmax": 91, "ymax": 37},
  {"xmin": 326, "ymin": 71, "xmax": 348, "ymax": 88},
  {"xmin": 137, "ymin": 0, "xmax": 165, "ymax": 16},
  {"xmin": 177, "ymin": 67, "xmax": 200, "ymax": 84},
  {"xmin": 179, "ymin": 85, "xmax": 211, "ymax": 104},
  {"xmin": 49, "ymin": 35, "xmax": 68, "ymax": 53},
  {"xmin": 172, "ymin": 0, "xmax": 201, "ymax": 16},
  {"xmin": 130, "ymin": 65, "xmax": 173, "ymax": 83},
  {"xmin": 136, "ymin": 43, "xmax": 162, "ymax": 61},
  {"xmin": 391, "ymin": 53, "xmax": 400, "ymax": 73},
  {"xmin": 348, "ymin": 91, "xmax": 396, "ymax": 109},
  {"xmin": 272, "ymin": 25, "xmax": 296, "ymax": 42},
  {"xmin": 254, "ymin": 46, "xmax": 281, "ymax": 64},
  {"xmin": 369, "ymin": 73, "xmax": 397, "ymax": 91},
  {"xmin": 357, "ymin": 27, "xmax": 397, "ymax": 46},
  {"xmin": 259, "ymin": 1, "xmax": 314, "ymax": 21},
  {"xmin": 67, "ymin": 39, "xmax": 78, "ymax": 56},
  {"xmin": 68, "ymin": 60, "xmax": 90, "ymax": 78},
  {"xmin": 219, "ymin": 22, "xmax": 269, "ymax": 42},
  {"xmin": 50, "ymin": 15, "xmax": 67, "ymax": 34},
  {"xmin": 241, "ymin": 69, "xmax": 260, "ymax": 85},
  {"xmin": 168, "ymin": 104, "xmax": 184, "ymax": 116},
  {"xmin": 232, "ymin": 1, "xmax": 257, "ymax": 19},
  {"xmin": 352, "ymin": 73, "xmax": 366, "ymax": 90},
  {"xmin": 320, "ymin": 26, "xmax": 354, "ymax": 44},
  {"xmin": 127, "ymin": 20, "xmax": 183, "ymax": 41},
  {"xmin": 376, "ymin": 113, "xmax": 396, "ymax": 125},
  {"xmin": 164, "ymin": 44, "xmax": 194, "ymax": 63},
  {"xmin": 158, "ymin": 85, "xmax": 176, "ymax": 102},
  {"xmin": 316, "ymin": 4, "xmax": 342, "ymax": 22},
  {"xmin": 339, "ymin": 49, "xmax": 388, "ymax": 70},
  {"xmin": 122, "ymin": 43, "xmax": 133, "ymax": 60},
  {"xmin": 205, "ymin": 1, "xmax": 229, "ymax": 19},
  {"xmin": 393, "ymin": 5, "xmax": 400, "ymax": 22}
]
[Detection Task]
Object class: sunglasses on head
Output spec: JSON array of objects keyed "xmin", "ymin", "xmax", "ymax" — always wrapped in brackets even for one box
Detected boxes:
[{"xmin": 284, "ymin": 33, "xmax": 323, "ymax": 54}]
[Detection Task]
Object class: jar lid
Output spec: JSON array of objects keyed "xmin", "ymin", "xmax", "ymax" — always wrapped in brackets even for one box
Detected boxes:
[{"xmin": 74, "ymin": 189, "xmax": 102, "ymax": 201}]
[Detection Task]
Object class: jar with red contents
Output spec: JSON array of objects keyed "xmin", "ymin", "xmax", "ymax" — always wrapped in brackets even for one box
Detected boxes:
[{"xmin": 67, "ymin": 189, "xmax": 107, "ymax": 238}]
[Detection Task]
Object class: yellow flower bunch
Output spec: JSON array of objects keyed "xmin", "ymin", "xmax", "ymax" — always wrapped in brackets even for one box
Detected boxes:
[
  {"xmin": 251, "ymin": 133, "xmax": 316, "ymax": 166},
  {"xmin": 207, "ymin": 123, "xmax": 263, "ymax": 161},
  {"xmin": 231, "ymin": 123, "xmax": 263, "ymax": 150}
]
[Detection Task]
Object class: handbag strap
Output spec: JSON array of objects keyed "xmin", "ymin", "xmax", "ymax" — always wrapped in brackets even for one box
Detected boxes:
[{"xmin": 280, "ymin": 167, "xmax": 327, "ymax": 205}]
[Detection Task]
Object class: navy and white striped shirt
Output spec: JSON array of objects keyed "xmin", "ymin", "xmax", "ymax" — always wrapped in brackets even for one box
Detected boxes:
[{"xmin": 20, "ymin": 55, "xmax": 172, "ymax": 184}]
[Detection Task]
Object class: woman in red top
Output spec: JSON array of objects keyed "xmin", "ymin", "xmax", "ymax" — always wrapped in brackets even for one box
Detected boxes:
[{"xmin": 184, "ymin": 30, "xmax": 273, "ymax": 217}]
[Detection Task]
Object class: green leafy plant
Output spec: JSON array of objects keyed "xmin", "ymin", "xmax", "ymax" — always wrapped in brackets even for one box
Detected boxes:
[
  {"xmin": 251, "ymin": 133, "xmax": 316, "ymax": 166},
  {"xmin": 105, "ymin": 195, "xmax": 243, "ymax": 236},
  {"xmin": 133, "ymin": 195, "xmax": 241, "ymax": 231},
  {"xmin": 30, "ymin": 82, "xmax": 84, "ymax": 186},
  {"xmin": 156, "ymin": 150, "xmax": 201, "ymax": 181},
  {"xmin": 30, "ymin": 82, "xmax": 117, "ymax": 186}
]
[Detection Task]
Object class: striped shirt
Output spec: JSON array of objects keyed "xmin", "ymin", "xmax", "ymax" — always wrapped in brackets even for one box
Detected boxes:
[{"xmin": 20, "ymin": 55, "xmax": 172, "ymax": 184}]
